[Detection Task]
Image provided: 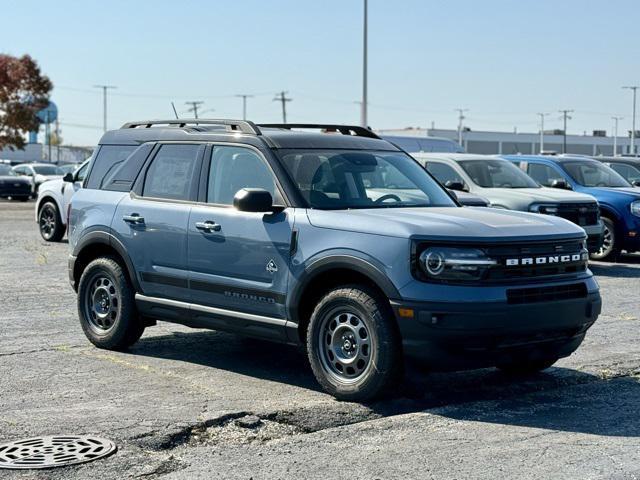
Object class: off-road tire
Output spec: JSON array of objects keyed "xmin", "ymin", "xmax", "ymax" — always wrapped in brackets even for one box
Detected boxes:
[
  {"xmin": 307, "ymin": 285, "xmax": 402, "ymax": 402},
  {"xmin": 77, "ymin": 256, "xmax": 144, "ymax": 350},
  {"xmin": 590, "ymin": 217, "xmax": 620, "ymax": 262}
]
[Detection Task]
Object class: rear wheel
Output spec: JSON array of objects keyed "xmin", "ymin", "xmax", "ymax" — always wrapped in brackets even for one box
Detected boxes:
[
  {"xmin": 77, "ymin": 256, "xmax": 144, "ymax": 350},
  {"xmin": 497, "ymin": 357, "xmax": 558, "ymax": 376},
  {"xmin": 307, "ymin": 285, "xmax": 402, "ymax": 402},
  {"xmin": 38, "ymin": 201, "xmax": 65, "ymax": 242},
  {"xmin": 590, "ymin": 217, "xmax": 619, "ymax": 261}
]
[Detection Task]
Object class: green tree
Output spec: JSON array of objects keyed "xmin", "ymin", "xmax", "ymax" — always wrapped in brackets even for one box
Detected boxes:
[{"xmin": 0, "ymin": 54, "xmax": 52, "ymax": 150}]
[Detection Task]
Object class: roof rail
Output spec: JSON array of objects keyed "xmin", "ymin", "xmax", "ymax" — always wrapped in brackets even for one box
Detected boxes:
[
  {"xmin": 120, "ymin": 119, "xmax": 261, "ymax": 135},
  {"xmin": 257, "ymin": 123, "xmax": 380, "ymax": 139}
]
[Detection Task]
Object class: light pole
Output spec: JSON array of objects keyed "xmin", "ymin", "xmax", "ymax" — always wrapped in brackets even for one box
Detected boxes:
[
  {"xmin": 360, "ymin": 0, "xmax": 368, "ymax": 127},
  {"xmin": 93, "ymin": 85, "xmax": 117, "ymax": 132},
  {"xmin": 235, "ymin": 94, "xmax": 254, "ymax": 120},
  {"xmin": 185, "ymin": 101, "xmax": 204, "ymax": 119},
  {"xmin": 537, "ymin": 113, "xmax": 550, "ymax": 153},
  {"xmin": 559, "ymin": 109, "xmax": 573, "ymax": 154},
  {"xmin": 612, "ymin": 116, "xmax": 623, "ymax": 157},
  {"xmin": 455, "ymin": 108, "xmax": 468, "ymax": 147},
  {"xmin": 623, "ymin": 86, "xmax": 639, "ymax": 155},
  {"xmin": 273, "ymin": 91, "xmax": 292, "ymax": 123}
]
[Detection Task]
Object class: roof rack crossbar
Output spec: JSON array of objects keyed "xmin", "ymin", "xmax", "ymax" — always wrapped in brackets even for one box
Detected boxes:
[
  {"xmin": 120, "ymin": 119, "xmax": 261, "ymax": 135},
  {"xmin": 257, "ymin": 123, "xmax": 380, "ymax": 139}
]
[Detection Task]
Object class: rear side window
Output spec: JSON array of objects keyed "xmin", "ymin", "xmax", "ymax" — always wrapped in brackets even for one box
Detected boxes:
[
  {"xmin": 142, "ymin": 144, "xmax": 200, "ymax": 201},
  {"xmin": 527, "ymin": 163, "xmax": 565, "ymax": 187},
  {"xmin": 85, "ymin": 145, "xmax": 136, "ymax": 189},
  {"xmin": 426, "ymin": 162, "xmax": 465, "ymax": 187}
]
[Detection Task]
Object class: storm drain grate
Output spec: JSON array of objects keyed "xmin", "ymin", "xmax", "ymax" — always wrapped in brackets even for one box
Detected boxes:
[{"xmin": 0, "ymin": 435, "xmax": 116, "ymax": 470}]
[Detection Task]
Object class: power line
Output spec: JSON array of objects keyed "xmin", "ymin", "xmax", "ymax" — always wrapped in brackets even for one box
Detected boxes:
[
  {"xmin": 558, "ymin": 109, "xmax": 574, "ymax": 154},
  {"xmin": 273, "ymin": 91, "xmax": 292, "ymax": 123},
  {"xmin": 93, "ymin": 85, "xmax": 117, "ymax": 132},
  {"xmin": 185, "ymin": 101, "xmax": 204, "ymax": 119}
]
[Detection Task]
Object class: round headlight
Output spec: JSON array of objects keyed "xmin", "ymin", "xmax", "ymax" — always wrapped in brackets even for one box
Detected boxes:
[{"xmin": 424, "ymin": 250, "xmax": 445, "ymax": 275}]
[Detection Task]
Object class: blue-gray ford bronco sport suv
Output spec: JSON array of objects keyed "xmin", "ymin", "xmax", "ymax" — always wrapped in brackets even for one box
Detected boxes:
[{"xmin": 68, "ymin": 120, "xmax": 601, "ymax": 401}]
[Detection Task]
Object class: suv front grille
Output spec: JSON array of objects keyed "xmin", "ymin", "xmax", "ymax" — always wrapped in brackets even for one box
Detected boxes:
[
  {"xmin": 555, "ymin": 203, "xmax": 599, "ymax": 227},
  {"xmin": 507, "ymin": 282, "xmax": 588, "ymax": 304}
]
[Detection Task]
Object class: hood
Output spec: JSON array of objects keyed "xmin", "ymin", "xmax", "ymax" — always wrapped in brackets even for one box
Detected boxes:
[
  {"xmin": 306, "ymin": 207, "xmax": 585, "ymax": 242},
  {"xmin": 37, "ymin": 177, "xmax": 64, "ymax": 193},
  {"xmin": 35, "ymin": 174, "xmax": 62, "ymax": 183},
  {"xmin": 0, "ymin": 175, "xmax": 30, "ymax": 184},
  {"xmin": 483, "ymin": 187, "xmax": 595, "ymax": 203},
  {"xmin": 581, "ymin": 186, "xmax": 640, "ymax": 200}
]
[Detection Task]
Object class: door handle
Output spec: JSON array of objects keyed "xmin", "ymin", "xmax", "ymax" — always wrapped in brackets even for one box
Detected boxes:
[
  {"xmin": 195, "ymin": 220, "xmax": 221, "ymax": 232},
  {"xmin": 123, "ymin": 214, "xmax": 145, "ymax": 224}
]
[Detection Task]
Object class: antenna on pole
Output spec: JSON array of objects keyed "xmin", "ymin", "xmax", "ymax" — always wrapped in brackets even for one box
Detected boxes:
[
  {"xmin": 273, "ymin": 91, "xmax": 292, "ymax": 123},
  {"xmin": 185, "ymin": 101, "xmax": 204, "ymax": 119},
  {"xmin": 171, "ymin": 102, "xmax": 179, "ymax": 119}
]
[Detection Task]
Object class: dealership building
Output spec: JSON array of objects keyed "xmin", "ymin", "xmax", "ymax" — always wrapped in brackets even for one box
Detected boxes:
[{"xmin": 377, "ymin": 127, "xmax": 636, "ymax": 156}]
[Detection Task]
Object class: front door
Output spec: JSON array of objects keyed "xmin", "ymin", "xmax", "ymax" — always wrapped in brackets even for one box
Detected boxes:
[
  {"xmin": 188, "ymin": 145, "xmax": 293, "ymax": 320},
  {"xmin": 112, "ymin": 143, "xmax": 203, "ymax": 302}
]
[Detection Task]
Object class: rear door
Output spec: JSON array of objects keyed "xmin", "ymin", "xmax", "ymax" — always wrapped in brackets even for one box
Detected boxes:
[
  {"xmin": 112, "ymin": 143, "xmax": 204, "ymax": 302},
  {"xmin": 188, "ymin": 144, "xmax": 293, "ymax": 323}
]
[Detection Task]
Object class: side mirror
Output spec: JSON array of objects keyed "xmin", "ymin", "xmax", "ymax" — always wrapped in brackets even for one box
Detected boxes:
[
  {"xmin": 445, "ymin": 180, "xmax": 466, "ymax": 192},
  {"xmin": 63, "ymin": 172, "xmax": 74, "ymax": 183},
  {"xmin": 550, "ymin": 179, "xmax": 571, "ymax": 190},
  {"xmin": 632, "ymin": 180, "xmax": 640, "ymax": 187},
  {"xmin": 233, "ymin": 188, "xmax": 274, "ymax": 212}
]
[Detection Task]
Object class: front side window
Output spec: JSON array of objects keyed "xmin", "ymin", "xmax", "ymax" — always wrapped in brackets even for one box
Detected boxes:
[
  {"xmin": 562, "ymin": 161, "xmax": 630, "ymax": 188},
  {"xmin": 86, "ymin": 145, "xmax": 136, "ymax": 189},
  {"xmin": 458, "ymin": 159, "xmax": 539, "ymax": 188},
  {"xmin": 142, "ymin": 144, "xmax": 200, "ymax": 200},
  {"xmin": 527, "ymin": 163, "xmax": 566, "ymax": 187},
  {"xmin": 609, "ymin": 163, "xmax": 640, "ymax": 183},
  {"xmin": 426, "ymin": 162, "xmax": 466, "ymax": 188},
  {"xmin": 75, "ymin": 163, "xmax": 89, "ymax": 182},
  {"xmin": 207, "ymin": 146, "xmax": 282, "ymax": 205},
  {"xmin": 278, "ymin": 149, "xmax": 456, "ymax": 209}
]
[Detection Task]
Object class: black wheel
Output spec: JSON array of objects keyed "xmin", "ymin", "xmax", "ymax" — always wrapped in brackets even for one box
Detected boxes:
[
  {"xmin": 307, "ymin": 285, "xmax": 402, "ymax": 402},
  {"xmin": 38, "ymin": 201, "xmax": 65, "ymax": 242},
  {"xmin": 497, "ymin": 357, "xmax": 558, "ymax": 376},
  {"xmin": 77, "ymin": 256, "xmax": 144, "ymax": 350},
  {"xmin": 590, "ymin": 217, "xmax": 620, "ymax": 261}
]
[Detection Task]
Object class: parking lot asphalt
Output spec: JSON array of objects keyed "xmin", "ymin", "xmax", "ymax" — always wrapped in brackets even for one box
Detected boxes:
[{"xmin": 1, "ymin": 199, "xmax": 640, "ymax": 479}]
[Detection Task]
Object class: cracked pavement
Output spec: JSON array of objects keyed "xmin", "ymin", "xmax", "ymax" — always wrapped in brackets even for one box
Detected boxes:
[{"xmin": 1, "ymin": 200, "xmax": 640, "ymax": 479}]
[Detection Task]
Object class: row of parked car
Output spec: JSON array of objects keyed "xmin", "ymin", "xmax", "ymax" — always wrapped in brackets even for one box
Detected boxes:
[
  {"xmin": 31, "ymin": 145, "xmax": 640, "ymax": 264},
  {"xmin": 0, "ymin": 161, "xmax": 81, "ymax": 201}
]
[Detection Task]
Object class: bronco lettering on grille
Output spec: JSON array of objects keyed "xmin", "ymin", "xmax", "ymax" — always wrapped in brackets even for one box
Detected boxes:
[{"xmin": 505, "ymin": 252, "xmax": 588, "ymax": 266}]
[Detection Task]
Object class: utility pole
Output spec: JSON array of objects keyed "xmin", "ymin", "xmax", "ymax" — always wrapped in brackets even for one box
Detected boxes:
[
  {"xmin": 93, "ymin": 84, "xmax": 117, "ymax": 132},
  {"xmin": 273, "ymin": 91, "xmax": 292, "ymax": 123},
  {"xmin": 360, "ymin": 0, "xmax": 368, "ymax": 128},
  {"xmin": 559, "ymin": 109, "xmax": 573, "ymax": 154},
  {"xmin": 612, "ymin": 116, "xmax": 624, "ymax": 157},
  {"xmin": 185, "ymin": 101, "xmax": 204, "ymax": 119},
  {"xmin": 623, "ymin": 86, "xmax": 639, "ymax": 155},
  {"xmin": 235, "ymin": 94, "xmax": 254, "ymax": 120},
  {"xmin": 537, "ymin": 113, "xmax": 550, "ymax": 153},
  {"xmin": 455, "ymin": 108, "xmax": 468, "ymax": 147}
]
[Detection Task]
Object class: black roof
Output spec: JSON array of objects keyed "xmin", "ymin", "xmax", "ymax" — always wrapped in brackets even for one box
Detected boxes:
[
  {"xmin": 99, "ymin": 119, "xmax": 399, "ymax": 151},
  {"xmin": 593, "ymin": 156, "xmax": 640, "ymax": 166}
]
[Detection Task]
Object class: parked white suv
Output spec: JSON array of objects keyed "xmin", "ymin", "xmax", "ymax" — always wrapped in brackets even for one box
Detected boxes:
[
  {"xmin": 12, "ymin": 163, "xmax": 63, "ymax": 196},
  {"xmin": 35, "ymin": 160, "xmax": 89, "ymax": 241}
]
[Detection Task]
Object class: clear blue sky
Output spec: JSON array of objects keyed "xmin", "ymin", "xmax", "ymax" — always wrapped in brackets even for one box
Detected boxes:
[{"xmin": 2, "ymin": 0, "xmax": 639, "ymax": 146}]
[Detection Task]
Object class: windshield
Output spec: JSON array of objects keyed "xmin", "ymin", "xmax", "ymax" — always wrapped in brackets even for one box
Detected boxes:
[
  {"xmin": 33, "ymin": 166, "xmax": 63, "ymax": 175},
  {"xmin": 278, "ymin": 149, "xmax": 456, "ymax": 209},
  {"xmin": 0, "ymin": 165, "xmax": 15, "ymax": 176},
  {"xmin": 58, "ymin": 164, "xmax": 78, "ymax": 174},
  {"xmin": 563, "ymin": 161, "xmax": 630, "ymax": 188},
  {"xmin": 458, "ymin": 159, "xmax": 539, "ymax": 188}
]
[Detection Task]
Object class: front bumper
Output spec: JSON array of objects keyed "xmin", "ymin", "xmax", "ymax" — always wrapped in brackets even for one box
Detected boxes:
[
  {"xmin": 391, "ymin": 289, "xmax": 601, "ymax": 371},
  {"xmin": 0, "ymin": 183, "xmax": 31, "ymax": 198},
  {"xmin": 584, "ymin": 222, "xmax": 604, "ymax": 253}
]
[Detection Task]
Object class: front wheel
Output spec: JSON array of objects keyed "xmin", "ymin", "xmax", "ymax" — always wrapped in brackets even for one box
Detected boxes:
[
  {"xmin": 590, "ymin": 217, "xmax": 619, "ymax": 262},
  {"xmin": 38, "ymin": 201, "xmax": 65, "ymax": 242},
  {"xmin": 77, "ymin": 256, "xmax": 144, "ymax": 350},
  {"xmin": 307, "ymin": 285, "xmax": 402, "ymax": 402}
]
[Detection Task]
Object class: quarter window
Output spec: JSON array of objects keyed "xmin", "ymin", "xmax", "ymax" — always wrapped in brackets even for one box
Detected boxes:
[
  {"xmin": 206, "ymin": 146, "xmax": 282, "ymax": 205},
  {"xmin": 86, "ymin": 145, "xmax": 136, "ymax": 189},
  {"xmin": 142, "ymin": 144, "xmax": 200, "ymax": 201}
]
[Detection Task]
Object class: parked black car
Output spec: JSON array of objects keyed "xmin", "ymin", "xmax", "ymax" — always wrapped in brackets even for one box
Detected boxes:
[
  {"xmin": 0, "ymin": 165, "xmax": 31, "ymax": 201},
  {"xmin": 594, "ymin": 156, "xmax": 640, "ymax": 186}
]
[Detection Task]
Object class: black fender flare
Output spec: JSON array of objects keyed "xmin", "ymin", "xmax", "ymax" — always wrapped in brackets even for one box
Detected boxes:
[
  {"xmin": 72, "ymin": 230, "xmax": 141, "ymax": 292},
  {"xmin": 286, "ymin": 254, "xmax": 400, "ymax": 327}
]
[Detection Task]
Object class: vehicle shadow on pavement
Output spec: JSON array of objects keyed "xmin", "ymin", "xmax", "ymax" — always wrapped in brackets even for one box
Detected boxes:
[
  {"xmin": 131, "ymin": 329, "xmax": 321, "ymax": 391},
  {"xmin": 436, "ymin": 372, "xmax": 640, "ymax": 437},
  {"xmin": 590, "ymin": 262, "xmax": 640, "ymax": 278},
  {"xmin": 130, "ymin": 329, "xmax": 640, "ymax": 438}
]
